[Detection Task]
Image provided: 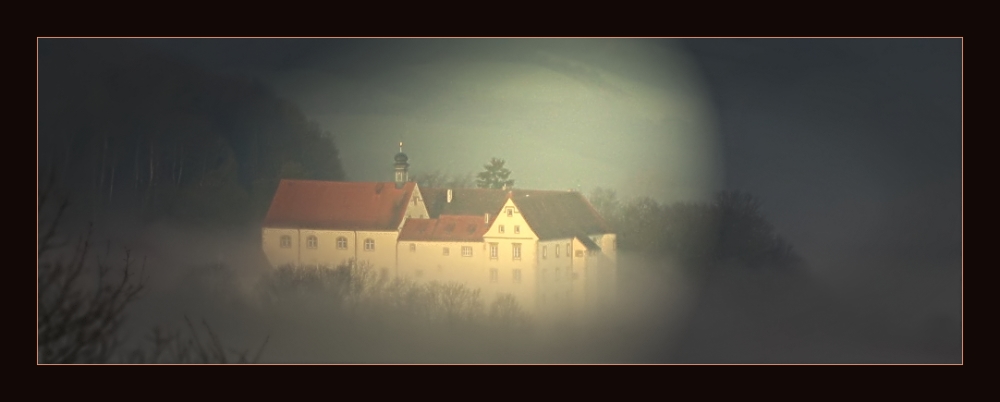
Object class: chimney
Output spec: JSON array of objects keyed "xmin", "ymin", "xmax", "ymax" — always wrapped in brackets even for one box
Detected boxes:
[
  {"xmin": 485, "ymin": 213, "xmax": 490, "ymax": 224},
  {"xmin": 447, "ymin": 189, "xmax": 453, "ymax": 203}
]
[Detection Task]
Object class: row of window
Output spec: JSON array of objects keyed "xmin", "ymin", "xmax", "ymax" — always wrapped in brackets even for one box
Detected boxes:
[
  {"xmin": 279, "ymin": 235, "xmax": 375, "ymax": 251},
  {"xmin": 488, "ymin": 243, "xmax": 520, "ymax": 260},
  {"xmin": 489, "ymin": 268, "xmax": 521, "ymax": 284},
  {"xmin": 282, "ymin": 236, "xmax": 606, "ymax": 258},
  {"xmin": 408, "ymin": 243, "xmax": 522, "ymax": 260},
  {"xmin": 497, "ymin": 225, "xmax": 520, "ymax": 234},
  {"xmin": 541, "ymin": 243, "xmax": 574, "ymax": 259}
]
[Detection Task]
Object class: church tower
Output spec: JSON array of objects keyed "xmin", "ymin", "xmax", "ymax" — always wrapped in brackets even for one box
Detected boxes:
[{"xmin": 394, "ymin": 142, "xmax": 409, "ymax": 189}]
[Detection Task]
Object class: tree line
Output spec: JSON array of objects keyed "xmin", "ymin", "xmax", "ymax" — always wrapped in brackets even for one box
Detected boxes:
[
  {"xmin": 38, "ymin": 40, "xmax": 346, "ymax": 227},
  {"xmin": 590, "ymin": 187, "xmax": 804, "ymax": 272}
]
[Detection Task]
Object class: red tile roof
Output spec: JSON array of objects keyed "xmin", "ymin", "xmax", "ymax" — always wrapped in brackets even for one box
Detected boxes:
[
  {"xmin": 398, "ymin": 215, "xmax": 490, "ymax": 242},
  {"xmin": 263, "ymin": 180, "xmax": 416, "ymax": 231}
]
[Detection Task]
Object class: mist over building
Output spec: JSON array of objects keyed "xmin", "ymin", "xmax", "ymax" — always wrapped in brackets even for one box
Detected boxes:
[{"xmin": 261, "ymin": 147, "xmax": 618, "ymax": 316}]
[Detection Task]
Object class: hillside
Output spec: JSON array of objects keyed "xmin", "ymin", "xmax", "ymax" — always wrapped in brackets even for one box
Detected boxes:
[{"xmin": 38, "ymin": 40, "xmax": 346, "ymax": 229}]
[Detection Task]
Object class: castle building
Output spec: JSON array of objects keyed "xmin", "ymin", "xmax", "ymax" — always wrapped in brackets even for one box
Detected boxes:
[{"xmin": 261, "ymin": 145, "xmax": 616, "ymax": 315}]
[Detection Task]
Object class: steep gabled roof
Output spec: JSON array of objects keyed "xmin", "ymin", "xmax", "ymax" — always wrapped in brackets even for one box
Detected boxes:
[
  {"xmin": 510, "ymin": 190, "xmax": 613, "ymax": 240},
  {"xmin": 263, "ymin": 179, "xmax": 415, "ymax": 231},
  {"xmin": 398, "ymin": 215, "xmax": 490, "ymax": 242},
  {"xmin": 422, "ymin": 188, "xmax": 509, "ymax": 218}
]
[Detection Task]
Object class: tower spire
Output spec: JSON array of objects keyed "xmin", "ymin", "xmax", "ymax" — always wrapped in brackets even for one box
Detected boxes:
[{"xmin": 394, "ymin": 142, "xmax": 410, "ymax": 188}]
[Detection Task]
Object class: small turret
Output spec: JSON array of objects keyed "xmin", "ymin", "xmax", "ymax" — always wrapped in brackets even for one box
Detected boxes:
[{"xmin": 394, "ymin": 142, "xmax": 409, "ymax": 189}]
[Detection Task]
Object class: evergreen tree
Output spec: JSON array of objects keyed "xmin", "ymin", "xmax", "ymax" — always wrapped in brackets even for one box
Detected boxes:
[{"xmin": 475, "ymin": 158, "xmax": 515, "ymax": 189}]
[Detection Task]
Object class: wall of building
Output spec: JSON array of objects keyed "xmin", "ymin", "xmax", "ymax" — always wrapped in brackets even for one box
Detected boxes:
[
  {"xmin": 400, "ymin": 185, "xmax": 430, "ymax": 226},
  {"xmin": 396, "ymin": 240, "xmax": 485, "ymax": 284},
  {"xmin": 536, "ymin": 238, "xmax": 575, "ymax": 316},
  {"xmin": 481, "ymin": 198, "xmax": 541, "ymax": 311},
  {"xmin": 296, "ymin": 229, "xmax": 357, "ymax": 267},
  {"xmin": 355, "ymin": 230, "xmax": 399, "ymax": 275},
  {"xmin": 262, "ymin": 227, "xmax": 300, "ymax": 267}
]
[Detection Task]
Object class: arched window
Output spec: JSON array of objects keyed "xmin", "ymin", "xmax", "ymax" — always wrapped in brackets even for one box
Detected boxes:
[
  {"xmin": 364, "ymin": 238, "xmax": 375, "ymax": 251},
  {"xmin": 337, "ymin": 236, "xmax": 348, "ymax": 250},
  {"xmin": 280, "ymin": 235, "xmax": 292, "ymax": 248},
  {"xmin": 306, "ymin": 235, "xmax": 318, "ymax": 249}
]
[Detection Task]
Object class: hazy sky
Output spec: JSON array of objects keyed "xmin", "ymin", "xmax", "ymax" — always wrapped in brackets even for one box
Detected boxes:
[
  {"xmin": 149, "ymin": 38, "xmax": 961, "ymax": 277},
  {"xmin": 149, "ymin": 39, "xmax": 725, "ymax": 203}
]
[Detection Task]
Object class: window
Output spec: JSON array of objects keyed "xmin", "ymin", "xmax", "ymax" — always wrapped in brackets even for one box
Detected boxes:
[
  {"xmin": 506, "ymin": 207, "xmax": 513, "ymax": 217},
  {"xmin": 514, "ymin": 225, "xmax": 520, "ymax": 234},
  {"xmin": 443, "ymin": 247, "xmax": 450, "ymax": 256},
  {"xmin": 409, "ymin": 243, "xmax": 416, "ymax": 252},
  {"xmin": 490, "ymin": 268, "xmax": 498, "ymax": 283},
  {"xmin": 280, "ymin": 235, "xmax": 291, "ymax": 248},
  {"xmin": 576, "ymin": 250, "xmax": 584, "ymax": 258},
  {"xmin": 513, "ymin": 269, "xmax": 522, "ymax": 284},
  {"xmin": 555, "ymin": 244, "xmax": 560, "ymax": 258},
  {"xmin": 499, "ymin": 225, "xmax": 505, "ymax": 234},
  {"xmin": 336, "ymin": 236, "xmax": 348, "ymax": 250},
  {"xmin": 364, "ymin": 238, "xmax": 375, "ymax": 251},
  {"xmin": 462, "ymin": 246, "xmax": 473, "ymax": 257},
  {"xmin": 489, "ymin": 243, "xmax": 498, "ymax": 259},
  {"xmin": 542, "ymin": 245, "xmax": 547, "ymax": 259},
  {"xmin": 306, "ymin": 235, "xmax": 318, "ymax": 249},
  {"xmin": 512, "ymin": 243, "xmax": 521, "ymax": 260}
]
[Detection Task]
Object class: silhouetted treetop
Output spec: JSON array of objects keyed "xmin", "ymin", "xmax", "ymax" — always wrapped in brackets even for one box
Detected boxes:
[{"xmin": 476, "ymin": 158, "xmax": 515, "ymax": 189}]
